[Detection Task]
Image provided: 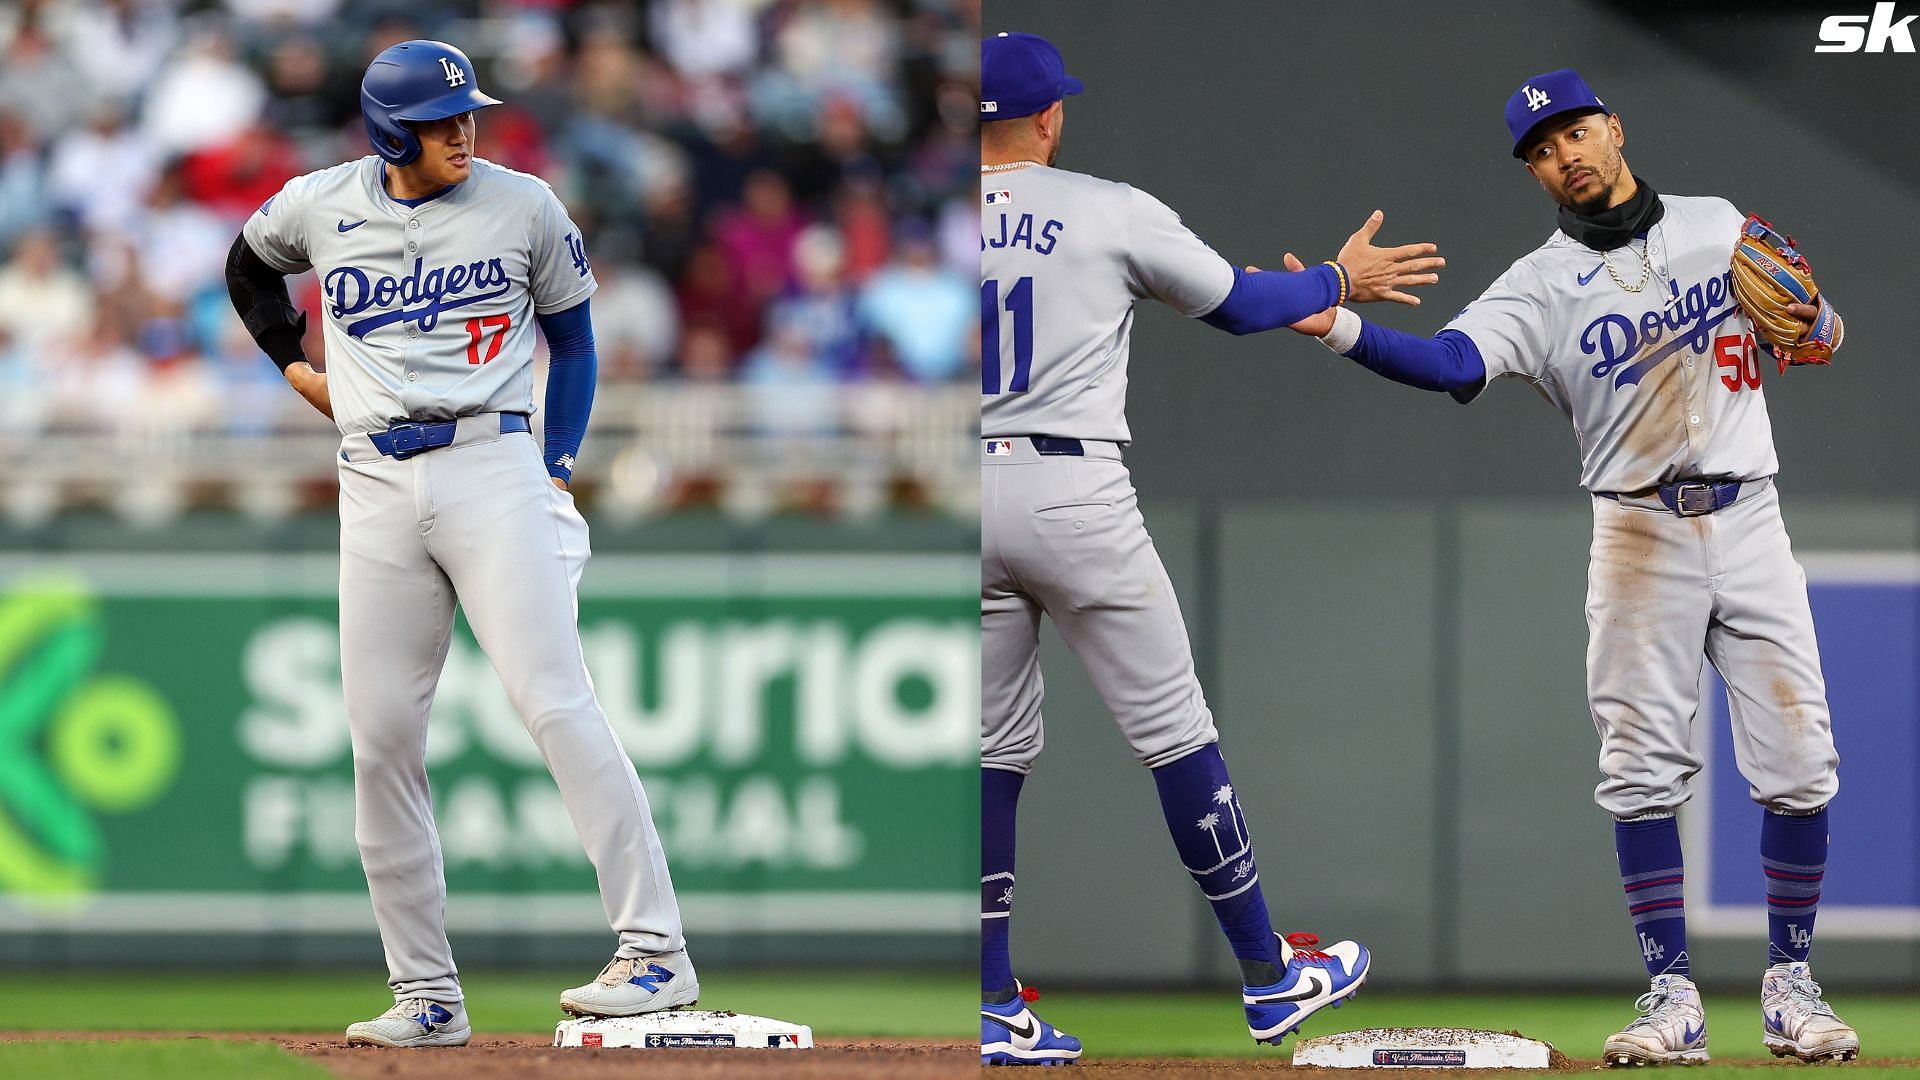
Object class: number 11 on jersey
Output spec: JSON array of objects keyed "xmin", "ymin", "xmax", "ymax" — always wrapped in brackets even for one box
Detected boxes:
[{"xmin": 982, "ymin": 276, "xmax": 1033, "ymax": 395}]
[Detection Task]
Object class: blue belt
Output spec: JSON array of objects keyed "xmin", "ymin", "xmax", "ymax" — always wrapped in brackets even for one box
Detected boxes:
[
  {"xmin": 1604, "ymin": 479, "xmax": 1743, "ymax": 517},
  {"xmin": 1028, "ymin": 437, "xmax": 1083, "ymax": 456},
  {"xmin": 369, "ymin": 412, "xmax": 529, "ymax": 460}
]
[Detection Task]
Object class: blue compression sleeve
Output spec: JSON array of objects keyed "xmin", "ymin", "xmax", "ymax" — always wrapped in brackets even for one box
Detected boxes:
[
  {"xmin": 1340, "ymin": 321, "xmax": 1487, "ymax": 394},
  {"xmin": 536, "ymin": 299, "xmax": 597, "ymax": 482},
  {"xmin": 1199, "ymin": 264, "xmax": 1343, "ymax": 335}
]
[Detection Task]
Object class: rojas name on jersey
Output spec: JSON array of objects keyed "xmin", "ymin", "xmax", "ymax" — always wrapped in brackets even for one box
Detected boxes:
[
  {"xmin": 325, "ymin": 257, "xmax": 513, "ymax": 339},
  {"xmin": 983, "ymin": 212, "xmax": 1064, "ymax": 255},
  {"xmin": 1581, "ymin": 271, "xmax": 1740, "ymax": 389}
]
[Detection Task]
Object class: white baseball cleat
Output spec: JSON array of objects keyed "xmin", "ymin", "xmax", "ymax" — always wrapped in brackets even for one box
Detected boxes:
[
  {"xmin": 1603, "ymin": 973, "xmax": 1709, "ymax": 1067},
  {"xmin": 559, "ymin": 949, "xmax": 701, "ymax": 1017},
  {"xmin": 1761, "ymin": 962, "xmax": 1859, "ymax": 1062},
  {"xmin": 345, "ymin": 997, "xmax": 471, "ymax": 1047}
]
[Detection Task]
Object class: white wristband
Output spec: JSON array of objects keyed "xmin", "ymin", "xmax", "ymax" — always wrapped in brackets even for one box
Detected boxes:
[{"xmin": 1318, "ymin": 305, "xmax": 1363, "ymax": 355}]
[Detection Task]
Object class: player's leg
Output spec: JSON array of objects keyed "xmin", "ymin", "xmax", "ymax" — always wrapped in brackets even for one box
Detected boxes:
[
  {"xmin": 423, "ymin": 424, "xmax": 691, "ymax": 1017},
  {"xmin": 1701, "ymin": 484, "xmax": 1853, "ymax": 1061},
  {"xmin": 335, "ymin": 453, "xmax": 471, "ymax": 1046},
  {"xmin": 979, "ymin": 455, "xmax": 1081, "ymax": 1066},
  {"xmin": 978, "ymin": 583, "xmax": 1041, "ymax": 997},
  {"xmin": 1584, "ymin": 496, "xmax": 1712, "ymax": 1065},
  {"xmin": 1008, "ymin": 450, "xmax": 1365, "ymax": 1043}
]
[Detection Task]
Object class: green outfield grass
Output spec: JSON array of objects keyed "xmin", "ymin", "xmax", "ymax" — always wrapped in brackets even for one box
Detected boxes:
[
  {"xmin": 1043, "ymin": 986, "xmax": 1920, "ymax": 1067},
  {"xmin": 0, "ymin": 969, "xmax": 972, "ymax": 1079},
  {"xmin": 0, "ymin": 969, "xmax": 972, "ymax": 1037},
  {"xmin": 0, "ymin": 1040, "xmax": 331, "ymax": 1080}
]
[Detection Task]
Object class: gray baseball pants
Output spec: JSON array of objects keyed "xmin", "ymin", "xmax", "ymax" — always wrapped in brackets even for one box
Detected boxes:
[
  {"xmin": 337, "ymin": 414, "xmax": 683, "ymax": 1003},
  {"xmin": 1586, "ymin": 478, "xmax": 1838, "ymax": 818},
  {"xmin": 981, "ymin": 438, "xmax": 1217, "ymax": 773}
]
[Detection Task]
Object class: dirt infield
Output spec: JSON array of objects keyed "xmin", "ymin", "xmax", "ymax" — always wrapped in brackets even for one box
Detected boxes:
[
  {"xmin": 0, "ymin": 1032, "xmax": 977, "ymax": 1078},
  {"xmin": 286, "ymin": 1034, "xmax": 977, "ymax": 1079},
  {"xmin": 10, "ymin": 1034, "xmax": 1916, "ymax": 1078},
  {"xmin": 1057, "ymin": 1059, "xmax": 1920, "ymax": 1077}
]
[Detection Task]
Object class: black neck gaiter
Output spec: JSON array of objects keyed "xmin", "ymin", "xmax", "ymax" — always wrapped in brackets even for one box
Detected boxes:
[{"xmin": 1557, "ymin": 178, "xmax": 1664, "ymax": 251}]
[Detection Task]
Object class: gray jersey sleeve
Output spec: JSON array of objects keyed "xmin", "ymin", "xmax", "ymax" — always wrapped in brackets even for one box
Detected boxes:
[
  {"xmin": 1443, "ymin": 262, "xmax": 1554, "ymax": 388},
  {"xmin": 529, "ymin": 187, "xmax": 598, "ymax": 314},
  {"xmin": 242, "ymin": 175, "xmax": 316, "ymax": 275},
  {"xmin": 1123, "ymin": 187, "xmax": 1235, "ymax": 317}
]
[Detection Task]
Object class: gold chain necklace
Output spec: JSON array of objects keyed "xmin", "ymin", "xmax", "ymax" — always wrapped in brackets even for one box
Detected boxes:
[{"xmin": 981, "ymin": 160, "xmax": 1043, "ymax": 173}]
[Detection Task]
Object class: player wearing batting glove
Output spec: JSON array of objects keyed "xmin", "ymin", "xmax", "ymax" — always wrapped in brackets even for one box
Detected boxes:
[
  {"xmin": 978, "ymin": 31, "xmax": 1445, "ymax": 1063},
  {"xmin": 224, "ymin": 40, "xmax": 696, "ymax": 1047},
  {"xmin": 1288, "ymin": 69, "xmax": 1855, "ymax": 1066}
]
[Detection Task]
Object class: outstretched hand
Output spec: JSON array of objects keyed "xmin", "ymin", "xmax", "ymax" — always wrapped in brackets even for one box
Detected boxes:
[{"xmin": 1338, "ymin": 210, "xmax": 1443, "ymax": 306}]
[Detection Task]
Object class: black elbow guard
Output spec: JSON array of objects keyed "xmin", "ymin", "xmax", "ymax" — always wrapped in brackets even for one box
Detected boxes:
[{"xmin": 225, "ymin": 234, "xmax": 309, "ymax": 371}]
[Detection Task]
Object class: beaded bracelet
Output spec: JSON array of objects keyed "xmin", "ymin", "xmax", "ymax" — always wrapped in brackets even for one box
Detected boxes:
[{"xmin": 1322, "ymin": 260, "xmax": 1351, "ymax": 306}]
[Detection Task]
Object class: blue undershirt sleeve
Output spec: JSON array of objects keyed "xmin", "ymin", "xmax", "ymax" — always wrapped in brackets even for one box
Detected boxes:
[
  {"xmin": 535, "ymin": 299, "xmax": 597, "ymax": 482},
  {"xmin": 1341, "ymin": 320, "xmax": 1488, "ymax": 395},
  {"xmin": 1198, "ymin": 264, "xmax": 1343, "ymax": 335}
]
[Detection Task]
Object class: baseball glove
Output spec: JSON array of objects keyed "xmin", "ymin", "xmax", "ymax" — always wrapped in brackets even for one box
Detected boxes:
[{"xmin": 1729, "ymin": 213, "xmax": 1842, "ymax": 372}]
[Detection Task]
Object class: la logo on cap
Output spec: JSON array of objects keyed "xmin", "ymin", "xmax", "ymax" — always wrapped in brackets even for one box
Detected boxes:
[{"xmin": 1523, "ymin": 84, "xmax": 1551, "ymax": 111}]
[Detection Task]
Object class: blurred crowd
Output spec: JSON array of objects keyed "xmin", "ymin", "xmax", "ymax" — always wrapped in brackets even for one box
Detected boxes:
[{"xmin": 0, "ymin": 0, "xmax": 981, "ymax": 450}]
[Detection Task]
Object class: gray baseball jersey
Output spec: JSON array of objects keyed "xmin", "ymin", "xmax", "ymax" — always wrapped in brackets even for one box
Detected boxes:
[
  {"xmin": 257, "ymin": 156, "xmax": 683, "ymax": 1005},
  {"xmin": 1444, "ymin": 191, "xmax": 1835, "ymax": 818},
  {"xmin": 1445, "ymin": 195, "xmax": 1777, "ymax": 493},
  {"xmin": 244, "ymin": 156, "xmax": 596, "ymax": 435},
  {"xmin": 980, "ymin": 164, "xmax": 1223, "ymax": 776},
  {"xmin": 981, "ymin": 164, "xmax": 1234, "ymax": 443}
]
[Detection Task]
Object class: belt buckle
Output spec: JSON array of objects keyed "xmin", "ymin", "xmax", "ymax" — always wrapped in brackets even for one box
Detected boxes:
[
  {"xmin": 385, "ymin": 422, "xmax": 429, "ymax": 460},
  {"xmin": 1672, "ymin": 483, "xmax": 1716, "ymax": 517}
]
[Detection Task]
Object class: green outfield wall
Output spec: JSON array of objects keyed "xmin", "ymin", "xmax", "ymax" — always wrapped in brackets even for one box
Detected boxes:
[{"xmin": 0, "ymin": 553, "xmax": 976, "ymax": 966}]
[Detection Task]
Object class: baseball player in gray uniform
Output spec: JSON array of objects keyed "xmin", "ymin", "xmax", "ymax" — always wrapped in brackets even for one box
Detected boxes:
[
  {"xmin": 978, "ymin": 32, "xmax": 1445, "ymax": 1064},
  {"xmin": 224, "ymin": 41, "xmax": 694, "ymax": 1047},
  {"xmin": 1287, "ymin": 69, "xmax": 1856, "ymax": 1065}
]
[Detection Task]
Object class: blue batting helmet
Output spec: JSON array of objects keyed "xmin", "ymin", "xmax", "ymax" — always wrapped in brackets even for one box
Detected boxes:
[{"xmin": 360, "ymin": 40, "xmax": 502, "ymax": 166}]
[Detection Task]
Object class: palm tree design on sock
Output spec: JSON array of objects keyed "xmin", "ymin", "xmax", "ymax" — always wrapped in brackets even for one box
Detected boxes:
[
  {"xmin": 1216, "ymin": 785, "xmax": 1246, "ymax": 849},
  {"xmin": 1198, "ymin": 811, "xmax": 1225, "ymax": 861}
]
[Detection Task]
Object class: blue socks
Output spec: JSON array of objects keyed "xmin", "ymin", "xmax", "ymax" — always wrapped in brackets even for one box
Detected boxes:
[
  {"xmin": 1152, "ymin": 743, "xmax": 1280, "ymax": 980},
  {"xmin": 1615, "ymin": 815, "xmax": 1690, "ymax": 978},
  {"xmin": 981, "ymin": 768, "xmax": 1023, "ymax": 997},
  {"xmin": 1762, "ymin": 807, "xmax": 1828, "ymax": 965}
]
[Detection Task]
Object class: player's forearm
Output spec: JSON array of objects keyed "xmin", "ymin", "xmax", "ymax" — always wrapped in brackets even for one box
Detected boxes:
[
  {"xmin": 1319, "ymin": 307, "xmax": 1486, "ymax": 393},
  {"xmin": 224, "ymin": 234, "xmax": 309, "ymax": 371},
  {"xmin": 1198, "ymin": 263, "xmax": 1344, "ymax": 336},
  {"xmin": 283, "ymin": 361, "xmax": 333, "ymax": 420},
  {"xmin": 536, "ymin": 300, "xmax": 598, "ymax": 483}
]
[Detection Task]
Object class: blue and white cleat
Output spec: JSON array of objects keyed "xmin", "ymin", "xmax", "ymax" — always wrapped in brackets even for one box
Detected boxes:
[
  {"xmin": 1761, "ymin": 962, "xmax": 1858, "ymax": 1062},
  {"xmin": 1603, "ymin": 973, "xmax": 1709, "ymax": 1066},
  {"xmin": 345, "ymin": 997, "xmax": 471, "ymax": 1047},
  {"xmin": 559, "ymin": 950, "xmax": 701, "ymax": 1017},
  {"xmin": 982, "ymin": 982, "xmax": 1082, "ymax": 1066},
  {"xmin": 1245, "ymin": 932, "xmax": 1371, "ymax": 1045}
]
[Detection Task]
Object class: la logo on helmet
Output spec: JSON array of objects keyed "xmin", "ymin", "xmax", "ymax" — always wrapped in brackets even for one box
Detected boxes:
[{"xmin": 439, "ymin": 57, "xmax": 466, "ymax": 88}]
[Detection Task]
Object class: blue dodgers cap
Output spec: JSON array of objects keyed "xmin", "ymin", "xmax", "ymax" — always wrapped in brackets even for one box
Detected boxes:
[
  {"xmin": 1505, "ymin": 69, "xmax": 1609, "ymax": 158},
  {"xmin": 981, "ymin": 32, "xmax": 1084, "ymax": 121}
]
